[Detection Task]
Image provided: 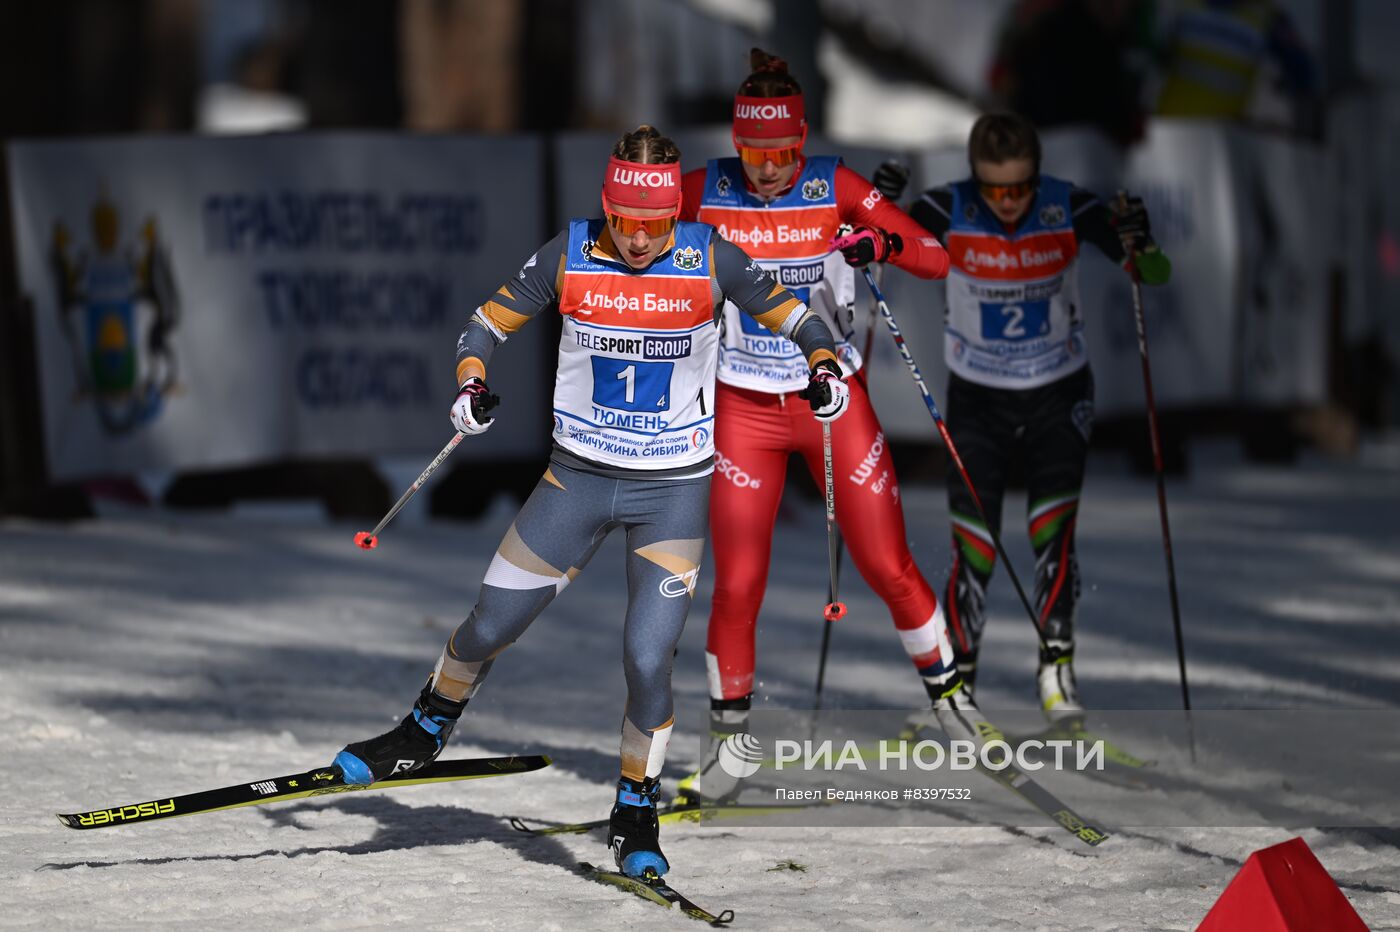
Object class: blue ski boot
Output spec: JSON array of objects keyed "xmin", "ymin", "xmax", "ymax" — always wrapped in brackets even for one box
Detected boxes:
[
  {"xmin": 334, "ymin": 681, "xmax": 465, "ymax": 785},
  {"xmin": 609, "ymin": 777, "xmax": 668, "ymax": 879}
]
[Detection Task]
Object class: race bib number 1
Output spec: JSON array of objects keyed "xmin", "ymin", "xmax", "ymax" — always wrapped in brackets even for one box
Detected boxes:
[{"xmin": 591, "ymin": 357, "xmax": 674, "ymax": 412}]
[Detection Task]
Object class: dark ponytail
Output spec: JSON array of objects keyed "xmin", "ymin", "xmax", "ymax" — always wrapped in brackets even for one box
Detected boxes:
[{"xmin": 738, "ymin": 48, "xmax": 802, "ymax": 98}]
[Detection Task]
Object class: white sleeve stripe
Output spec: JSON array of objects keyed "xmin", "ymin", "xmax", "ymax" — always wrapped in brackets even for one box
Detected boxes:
[
  {"xmin": 777, "ymin": 305, "xmax": 812, "ymax": 339},
  {"xmin": 473, "ymin": 308, "xmax": 507, "ymax": 343}
]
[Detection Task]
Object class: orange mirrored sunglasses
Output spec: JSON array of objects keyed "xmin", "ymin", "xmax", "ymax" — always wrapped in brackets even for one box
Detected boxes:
[
  {"xmin": 605, "ymin": 211, "xmax": 678, "ymax": 237},
  {"xmin": 735, "ymin": 142, "xmax": 803, "ymax": 168},
  {"xmin": 977, "ymin": 177, "xmax": 1038, "ymax": 201}
]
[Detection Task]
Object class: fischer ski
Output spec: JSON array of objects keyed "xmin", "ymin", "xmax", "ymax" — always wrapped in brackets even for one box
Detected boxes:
[
  {"xmin": 1007, "ymin": 719, "xmax": 1156, "ymax": 792},
  {"xmin": 901, "ymin": 716, "xmax": 1112, "ymax": 847},
  {"xmin": 1034, "ymin": 718, "xmax": 1153, "ymax": 770},
  {"xmin": 973, "ymin": 715, "xmax": 1112, "ymax": 846},
  {"xmin": 978, "ymin": 760, "xmax": 1111, "ymax": 846},
  {"xmin": 580, "ymin": 862, "xmax": 734, "ymax": 926},
  {"xmin": 57, "ymin": 754, "xmax": 551, "ymax": 830},
  {"xmin": 510, "ymin": 798, "xmax": 821, "ymax": 836}
]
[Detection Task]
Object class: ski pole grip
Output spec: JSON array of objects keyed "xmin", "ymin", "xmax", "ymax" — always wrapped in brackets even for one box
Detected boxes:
[{"xmin": 829, "ymin": 230, "xmax": 871, "ymax": 253}]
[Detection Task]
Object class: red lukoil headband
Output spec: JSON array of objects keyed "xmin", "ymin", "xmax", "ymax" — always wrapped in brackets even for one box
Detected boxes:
[
  {"xmin": 602, "ymin": 157, "xmax": 681, "ymax": 213},
  {"xmin": 732, "ymin": 94, "xmax": 805, "ymax": 139}
]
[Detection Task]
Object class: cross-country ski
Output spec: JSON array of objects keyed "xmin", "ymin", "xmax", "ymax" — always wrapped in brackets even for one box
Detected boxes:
[{"xmin": 57, "ymin": 755, "xmax": 550, "ymax": 830}]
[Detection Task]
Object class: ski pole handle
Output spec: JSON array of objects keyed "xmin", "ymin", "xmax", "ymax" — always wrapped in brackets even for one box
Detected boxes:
[{"xmin": 829, "ymin": 230, "xmax": 864, "ymax": 253}]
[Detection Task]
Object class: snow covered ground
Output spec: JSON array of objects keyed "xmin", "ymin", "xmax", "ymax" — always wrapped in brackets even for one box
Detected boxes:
[{"xmin": 3, "ymin": 439, "xmax": 1399, "ymax": 930}]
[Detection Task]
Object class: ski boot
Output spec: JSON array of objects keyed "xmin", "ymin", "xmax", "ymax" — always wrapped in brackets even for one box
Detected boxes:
[
  {"xmin": 925, "ymin": 673, "xmax": 996, "ymax": 749},
  {"xmin": 953, "ymin": 649, "xmax": 979, "ymax": 700},
  {"xmin": 1037, "ymin": 640, "xmax": 1084, "ymax": 719},
  {"xmin": 334, "ymin": 681, "xmax": 465, "ymax": 785},
  {"xmin": 945, "ymin": 564, "xmax": 987, "ymax": 699},
  {"xmin": 609, "ymin": 776, "xmax": 668, "ymax": 879},
  {"xmin": 676, "ymin": 694, "xmax": 751, "ymax": 806}
]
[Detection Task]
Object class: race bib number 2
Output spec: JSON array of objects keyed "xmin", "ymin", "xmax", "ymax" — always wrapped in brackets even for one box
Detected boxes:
[{"xmin": 980, "ymin": 299, "xmax": 1050, "ymax": 342}]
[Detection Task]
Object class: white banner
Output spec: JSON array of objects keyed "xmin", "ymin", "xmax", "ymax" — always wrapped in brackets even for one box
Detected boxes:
[
  {"xmin": 7, "ymin": 134, "xmax": 550, "ymax": 482},
  {"xmin": 1229, "ymin": 128, "xmax": 1329, "ymax": 407},
  {"xmin": 1091, "ymin": 121, "xmax": 1245, "ymax": 417}
]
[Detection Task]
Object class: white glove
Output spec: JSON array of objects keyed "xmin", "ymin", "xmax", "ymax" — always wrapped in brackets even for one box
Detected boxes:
[
  {"xmin": 798, "ymin": 361, "xmax": 849, "ymax": 422},
  {"xmin": 449, "ymin": 377, "xmax": 499, "ymax": 435}
]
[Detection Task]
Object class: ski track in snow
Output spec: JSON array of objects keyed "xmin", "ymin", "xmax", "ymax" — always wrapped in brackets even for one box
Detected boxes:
[{"xmin": 3, "ymin": 443, "xmax": 1399, "ymax": 930}]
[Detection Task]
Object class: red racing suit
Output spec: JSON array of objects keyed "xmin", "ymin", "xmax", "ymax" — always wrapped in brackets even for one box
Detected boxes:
[{"xmin": 681, "ymin": 156, "xmax": 956, "ymax": 702}]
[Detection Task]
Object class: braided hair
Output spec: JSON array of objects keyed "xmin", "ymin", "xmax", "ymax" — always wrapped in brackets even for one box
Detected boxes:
[{"xmin": 612, "ymin": 124, "xmax": 681, "ymax": 164}]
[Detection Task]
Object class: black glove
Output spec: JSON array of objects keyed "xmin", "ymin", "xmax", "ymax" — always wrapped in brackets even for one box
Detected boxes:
[
  {"xmin": 796, "ymin": 359, "xmax": 849, "ymax": 422},
  {"xmin": 833, "ymin": 226, "xmax": 902, "ymax": 268},
  {"xmin": 1111, "ymin": 194, "xmax": 1154, "ymax": 255},
  {"xmin": 873, "ymin": 159, "xmax": 911, "ymax": 202}
]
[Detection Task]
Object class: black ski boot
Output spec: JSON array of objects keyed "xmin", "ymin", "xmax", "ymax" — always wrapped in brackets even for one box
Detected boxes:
[
  {"xmin": 609, "ymin": 777, "xmax": 668, "ymax": 879},
  {"xmin": 924, "ymin": 673, "xmax": 997, "ymax": 750},
  {"xmin": 334, "ymin": 681, "xmax": 465, "ymax": 785},
  {"xmin": 953, "ymin": 649, "xmax": 979, "ymax": 698},
  {"xmin": 947, "ymin": 564, "xmax": 987, "ymax": 698}
]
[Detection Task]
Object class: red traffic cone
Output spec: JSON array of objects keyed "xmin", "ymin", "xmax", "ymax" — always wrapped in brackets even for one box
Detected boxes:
[{"xmin": 1198, "ymin": 837, "xmax": 1369, "ymax": 931}]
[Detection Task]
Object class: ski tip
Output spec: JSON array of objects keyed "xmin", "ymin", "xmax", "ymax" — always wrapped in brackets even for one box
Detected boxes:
[
  {"xmin": 1081, "ymin": 827, "xmax": 1112, "ymax": 847},
  {"xmin": 353, "ymin": 531, "xmax": 378, "ymax": 550}
]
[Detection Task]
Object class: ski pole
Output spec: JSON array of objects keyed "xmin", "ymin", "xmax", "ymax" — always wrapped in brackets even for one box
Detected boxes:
[
  {"xmin": 829, "ymin": 262, "xmax": 885, "ymax": 597},
  {"xmin": 354, "ymin": 432, "xmax": 466, "ymax": 550},
  {"xmin": 851, "ymin": 264, "xmax": 1049, "ymax": 649},
  {"xmin": 814, "ymin": 419, "xmax": 847, "ymax": 708},
  {"xmin": 1122, "ymin": 241, "xmax": 1191, "ymax": 713},
  {"xmin": 830, "ymin": 162, "xmax": 906, "ymax": 598},
  {"xmin": 817, "ymin": 229, "xmax": 891, "ymax": 707}
]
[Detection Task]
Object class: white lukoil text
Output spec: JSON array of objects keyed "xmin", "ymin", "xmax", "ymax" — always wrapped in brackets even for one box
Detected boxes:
[
  {"xmin": 735, "ymin": 102, "xmax": 792, "ymax": 120},
  {"xmin": 611, "ymin": 168, "xmax": 676, "ymax": 188},
  {"xmin": 850, "ymin": 431, "xmax": 884, "ymax": 486}
]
